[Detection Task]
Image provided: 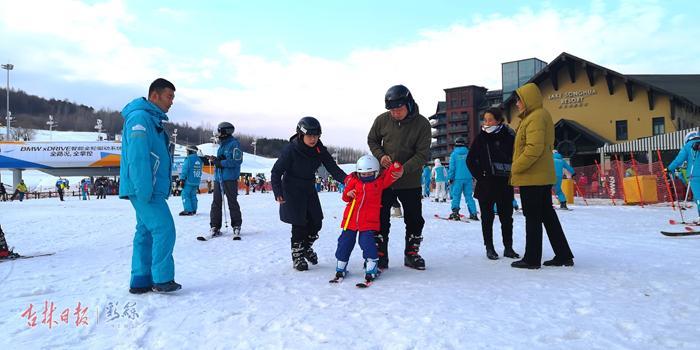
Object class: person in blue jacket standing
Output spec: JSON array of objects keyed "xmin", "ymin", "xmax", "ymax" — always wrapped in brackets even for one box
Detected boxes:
[
  {"xmin": 119, "ymin": 78, "xmax": 180, "ymax": 294},
  {"xmin": 668, "ymin": 131, "xmax": 700, "ymax": 220},
  {"xmin": 448, "ymin": 137, "xmax": 478, "ymax": 220},
  {"xmin": 421, "ymin": 164, "xmax": 431, "ymax": 198},
  {"xmin": 179, "ymin": 145, "xmax": 203, "ymax": 216},
  {"xmin": 208, "ymin": 122, "xmax": 244, "ymax": 240},
  {"xmin": 553, "ymin": 150, "xmax": 576, "ymax": 209}
]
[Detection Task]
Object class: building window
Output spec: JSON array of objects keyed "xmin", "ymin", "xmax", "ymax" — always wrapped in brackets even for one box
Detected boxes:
[
  {"xmin": 616, "ymin": 120, "xmax": 628, "ymax": 141},
  {"xmin": 451, "ymin": 99, "xmax": 459, "ymax": 108},
  {"xmin": 461, "ymin": 98, "xmax": 467, "ymax": 107},
  {"xmin": 652, "ymin": 117, "xmax": 665, "ymax": 136}
]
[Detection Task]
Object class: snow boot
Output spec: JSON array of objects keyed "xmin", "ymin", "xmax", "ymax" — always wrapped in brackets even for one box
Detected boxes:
[
  {"xmin": 129, "ymin": 286, "xmax": 151, "ymax": 294},
  {"xmin": 210, "ymin": 227, "xmax": 222, "ymax": 238},
  {"xmin": 560, "ymin": 202, "xmax": 568, "ymax": 210},
  {"xmin": 232, "ymin": 226, "xmax": 241, "ymax": 240},
  {"xmin": 511, "ymin": 259, "xmax": 541, "ymax": 269},
  {"xmin": 178, "ymin": 211, "xmax": 193, "ymax": 216},
  {"xmin": 486, "ymin": 246, "xmax": 499, "ymax": 260},
  {"xmin": 469, "ymin": 213, "xmax": 479, "ymax": 221},
  {"xmin": 449, "ymin": 208, "xmax": 461, "ymax": 220},
  {"xmin": 543, "ymin": 257, "xmax": 574, "ymax": 267},
  {"xmin": 504, "ymin": 247, "xmax": 520, "ymax": 259},
  {"xmin": 292, "ymin": 243, "xmax": 308, "ymax": 271},
  {"xmin": 152, "ymin": 281, "xmax": 182, "ymax": 293}
]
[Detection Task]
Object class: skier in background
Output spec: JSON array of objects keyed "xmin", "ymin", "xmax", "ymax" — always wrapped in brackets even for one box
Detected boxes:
[
  {"xmin": 667, "ymin": 131, "xmax": 700, "ymax": 221},
  {"xmin": 421, "ymin": 164, "xmax": 431, "ymax": 198},
  {"xmin": 208, "ymin": 122, "xmax": 244, "ymax": 240},
  {"xmin": 179, "ymin": 145, "xmax": 203, "ymax": 216},
  {"xmin": 553, "ymin": 150, "xmax": 576, "ymax": 209},
  {"xmin": 432, "ymin": 158, "xmax": 448, "ymax": 202},
  {"xmin": 448, "ymin": 137, "xmax": 478, "ymax": 220}
]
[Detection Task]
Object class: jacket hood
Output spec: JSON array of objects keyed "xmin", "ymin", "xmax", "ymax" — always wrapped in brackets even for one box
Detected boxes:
[
  {"xmin": 515, "ymin": 83, "xmax": 543, "ymax": 119},
  {"xmin": 434, "ymin": 158, "xmax": 442, "ymax": 166},
  {"xmin": 121, "ymin": 97, "xmax": 169, "ymax": 122}
]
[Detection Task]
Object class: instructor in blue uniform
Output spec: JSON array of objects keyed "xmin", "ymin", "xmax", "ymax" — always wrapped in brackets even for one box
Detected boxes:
[
  {"xmin": 120, "ymin": 78, "xmax": 181, "ymax": 294},
  {"xmin": 448, "ymin": 137, "xmax": 478, "ymax": 220},
  {"xmin": 553, "ymin": 151, "xmax": 576, "ymax": 209},
  {"xmin": 179, "ymin": 145, "xmax": 203, "ymax": 216}
]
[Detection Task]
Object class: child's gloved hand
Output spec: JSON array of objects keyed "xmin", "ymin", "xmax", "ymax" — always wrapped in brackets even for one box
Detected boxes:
[{"xmin": 391, "ymin": 162, "xmax": 404, "ymax": 180}]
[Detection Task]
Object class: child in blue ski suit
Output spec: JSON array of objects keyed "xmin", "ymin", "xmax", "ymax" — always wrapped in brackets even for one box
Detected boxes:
[
  {"xmin": 553, "ymin": 151, "xmax": 575, "ymax": 209},
  {"xmin": 179, "ymin": 146, "xmax": 202, "ymax": 216}
]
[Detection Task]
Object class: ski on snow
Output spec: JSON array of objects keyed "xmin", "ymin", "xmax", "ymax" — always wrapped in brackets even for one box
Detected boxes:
[
  {"xmin": 433, "ymin": 214, "xmax": 469, "ymax": 222},
  {"xmin": 668, "ymin": 219, "xmax": 700, "ymax": 226},
  {"xmin": 661, "ymin": 230, "xmax": 700, "ymax": 237},
  {"xmin": 0, "ymin": 252, "xmax": 55, "ymax": 263}
]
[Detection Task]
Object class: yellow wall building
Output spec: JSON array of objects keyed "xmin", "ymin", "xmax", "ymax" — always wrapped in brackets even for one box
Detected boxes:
[{"xmin": 505, "ymin": 52, "xmax": 700, "ymax": 165}]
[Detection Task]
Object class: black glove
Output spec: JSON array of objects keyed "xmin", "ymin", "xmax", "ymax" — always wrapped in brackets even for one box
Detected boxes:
[
  {"xmin": 693, "ymin": 142, "xmax": 700, "ymax": 151},
  {"xmin": 217, "ymin": 154, "xmax": 226, "ymax": 161},
  {"xmin": 179, "ymin": 180, "xmax": 185, "ymax": 188},
  {"xmin": 213, "ymin": 159, "xmax": 223, "ymax": 168}
]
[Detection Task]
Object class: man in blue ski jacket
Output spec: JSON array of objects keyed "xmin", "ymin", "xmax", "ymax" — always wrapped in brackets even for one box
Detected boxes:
[
  {"xmin": 668, "ymin": 131, "xmax": 700, "ymax": 220},
  {"xmin": 208, "ymin": 122, "xmax": 244, "ymax": 240},
  {"xmin": 179, "ymin": 145, "xmax": 203, "ymax": 216},
  {"xmin": 553, "ymin": 150, "xmax": 576, "ymax": 209},
  {"xmin": 421, "ymin": 164, "xmax": 431, "ymax": 198},
  {"xmin": 448, "ymin": 137, "xmax": 478, "ymax": 220},
  {"xmin": 119, "ymin": 78, "xmax": 181, "ymax": 294}
]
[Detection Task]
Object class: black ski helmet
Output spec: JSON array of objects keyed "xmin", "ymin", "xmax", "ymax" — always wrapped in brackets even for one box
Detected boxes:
[
  {"xmin": 217, "ymin": 122, "xmax": 235, "ymax": 138},
  {"xmin": 296, "ymin": 116, "xmax": 322, "ymax": 136},
  {"xmin": 186, "ymin": 145, "xmax": 199, "ymax": 155},
  {"xmin": 455, "ymin": 137, "xmax": 466, "ymax": 146},
  {"xmin": 385, "ymin": 84, "xmax": 415, "ymax": 113}
]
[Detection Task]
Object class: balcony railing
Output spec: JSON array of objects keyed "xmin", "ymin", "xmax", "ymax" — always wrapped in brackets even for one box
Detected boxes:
[
  {"xmin": 431, "ymin": 128, "xmax": 447, "ymax": 137},
  {"xmin": 449, "ymin": 114, "xmax": 469, "ymax": 122}
]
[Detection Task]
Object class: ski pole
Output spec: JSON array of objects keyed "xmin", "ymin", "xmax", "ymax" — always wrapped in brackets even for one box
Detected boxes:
[
  {"xmin": 669, "ymin": 170, "xmax": 685, "ymax": 223},
  {"xmin": 573, "ymin": 180, "xmax": 588, "ymax": 206},
  {"xmin": 657, "ymin": 149, "xmax": 675, "ymax": 210},
  {"xmin": 343, "ymin": 198, "xmax": 357, "ymax": 231}
]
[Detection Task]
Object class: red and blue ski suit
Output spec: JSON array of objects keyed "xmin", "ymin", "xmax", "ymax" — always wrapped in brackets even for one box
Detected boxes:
[{"xmin": 335, "ymin": 163, "xmax": 403, "ymax": 263}]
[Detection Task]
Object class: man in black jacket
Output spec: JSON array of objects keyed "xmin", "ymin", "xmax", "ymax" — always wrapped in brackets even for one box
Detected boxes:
[{"xmin": 271, "ymin": 117, "xmax": 348, "ymax": 271}]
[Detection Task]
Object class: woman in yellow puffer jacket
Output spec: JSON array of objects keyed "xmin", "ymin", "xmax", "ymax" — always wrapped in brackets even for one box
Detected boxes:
[{"xmin": 510, "ymin": 83, "xmax": 575, "ymax": 270}]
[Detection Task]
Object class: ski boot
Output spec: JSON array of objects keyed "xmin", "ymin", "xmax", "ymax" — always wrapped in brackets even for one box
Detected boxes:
[
  {"xmin": 365, "ymin": 258, "xmax": 380, "ymax": 278},
  {"xmin": 232, "ymin": 226, "xmax": 241, "ymax": 241},
  {"xmin": 210, "ymin": 227, "xmax": 222, "ymax": 238},
  {"xmin": 0, "ymin": 248, "xmax": 20, "ymax": 259},
  {"xmin": 486, "ymin": 246, "xmax": 499, "ymax": 260},
  {"xmin": 404, "ymin": 253, "xmax": 426, "ymax": 270},
  {"xmin": 292, "ymin": 243, "xmax": 308, "ymax": 271},
  {"xmin": 448, "ymin": 208, "xmax": 461, "ymax": 221},
  {"xmin": 304, "ymin": 246, "xmax": 318, "ymax": 265},
  {"xmin": 503, "ymin": 247, "xmax": 520, "ymax": 259},
  {"xmin": 469, "ymin": 213, "xmax": 479, "ymax": 221},
  {"xmin": 560, "ymin": 202, "xmax": 568, "ymax": 210}
]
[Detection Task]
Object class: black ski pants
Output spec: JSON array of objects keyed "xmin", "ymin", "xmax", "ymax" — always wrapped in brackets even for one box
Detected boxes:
[
  {"xmin": 477, "ymin": 195, "xmax": 514, "ymax": 251},
  {"xmin": 210, "ymin": 180, "xmax": 242, "ymax": 229},
  {"xmin": 519, "ymin": 185, "xmax": 574, "ymax": 265},
  {"xmin": 378, "ymin": 187, "xmax": 425, "ymax": 258}
]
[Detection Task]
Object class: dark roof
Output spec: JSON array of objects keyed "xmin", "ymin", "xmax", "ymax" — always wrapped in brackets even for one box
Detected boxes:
[
  {"xmin": 436, "ymin": 101, "xmax": 446, "ymax": 114},
  {"xmin": 503, "ymin": 52, "xmax": 700, "ymax": 111},
  {"xmin": 555, "ymin": 119, "xmax": 610, "ymax": 146},
  {"xmin": 628, "ymin": 75, "xmax": 700, "ymax": 106}
]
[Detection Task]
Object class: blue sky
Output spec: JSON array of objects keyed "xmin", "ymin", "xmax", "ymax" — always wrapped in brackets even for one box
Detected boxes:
[{"xmin": 1, "ymin": 0, "xmax": 699, "ymax": 147}]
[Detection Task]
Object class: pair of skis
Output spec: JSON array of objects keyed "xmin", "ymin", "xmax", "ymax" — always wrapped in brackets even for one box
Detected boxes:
[
  {"xmin": 663, "ymin": 219, "xmax": 700, "ymax": 236},
  {"xmin": 328, "ymin": 272, "xmax": 376, "ymax": 288}
]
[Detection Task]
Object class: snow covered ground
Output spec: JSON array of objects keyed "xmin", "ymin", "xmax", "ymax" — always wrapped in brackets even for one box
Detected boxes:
[{"xmin": 1, "ymin": 192, "xmax": 698, "ymax": 349}]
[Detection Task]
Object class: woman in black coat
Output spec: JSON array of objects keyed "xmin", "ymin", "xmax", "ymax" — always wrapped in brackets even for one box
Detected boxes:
[
  {"xmin": 271, "ymin": 116, "xmax": 348, "ymax": 271},
  {"xmin": 466, "ymin": 107, "xmax": 520, "ymax": 260}
]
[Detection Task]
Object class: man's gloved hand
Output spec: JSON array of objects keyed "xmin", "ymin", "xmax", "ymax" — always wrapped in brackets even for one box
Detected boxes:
[{"xmin": 213, "ymin": 159, "xmax": 223, "ymax": 168}]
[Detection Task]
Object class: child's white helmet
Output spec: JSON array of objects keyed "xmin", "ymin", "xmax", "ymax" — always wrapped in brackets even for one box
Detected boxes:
[{"xmin": 356, "ymin": 155, "xmax": 380, "ymax": 173}]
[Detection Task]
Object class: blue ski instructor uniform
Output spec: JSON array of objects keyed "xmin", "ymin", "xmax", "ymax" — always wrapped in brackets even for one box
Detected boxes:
[{"xmin": 119, "ymin": 80, "xmax": 179, "ymax": 293}]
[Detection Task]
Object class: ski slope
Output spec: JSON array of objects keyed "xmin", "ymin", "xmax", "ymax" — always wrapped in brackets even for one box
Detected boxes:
[{"xmin": 0, "ymin": 193, "xmax": 698, "ymax": 349}]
